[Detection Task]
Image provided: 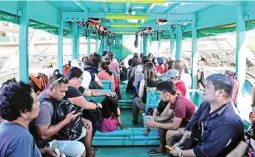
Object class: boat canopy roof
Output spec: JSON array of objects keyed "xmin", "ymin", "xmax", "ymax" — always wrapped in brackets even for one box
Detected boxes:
[{"xmin": 0, "ymin": 1, "xmax": 255, "ymax": 39}]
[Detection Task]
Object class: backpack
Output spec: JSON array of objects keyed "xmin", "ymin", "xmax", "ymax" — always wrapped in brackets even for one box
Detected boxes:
[
  {"xmin": 29, "ymin": 73, "xmax": 48, "ymax": 96},
  {"xmin": 88, "ymin": 71, "xmax": 103, "ymax": 89}
]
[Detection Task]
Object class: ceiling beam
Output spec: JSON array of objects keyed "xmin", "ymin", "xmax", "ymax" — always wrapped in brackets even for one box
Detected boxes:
[
  {"xmin": 125, "ymin": 2, "xmax": 130, "ymax": 13},
  {"xmin": 101, "ymin": 2, "xmax": 109, "ymax": 12},
  {"xmin": 73, "ymin": 1, "xmax": 88, "ymax": 12},
  {"xmin": 146, "ymin": 4, "xmax": 156, "ymax": 13},
  {"xmin": 165, "ymin": 3, "xmax": 181, "ymax": 14},
  {"xmin": 62, "ymin": 12, "xmax": 167, "ymax": 20}
]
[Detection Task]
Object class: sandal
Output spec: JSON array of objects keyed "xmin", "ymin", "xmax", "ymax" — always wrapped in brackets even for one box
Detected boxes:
[{"xmin": 148, "ymin": 148, "xmax": 166, "ymax": 156}]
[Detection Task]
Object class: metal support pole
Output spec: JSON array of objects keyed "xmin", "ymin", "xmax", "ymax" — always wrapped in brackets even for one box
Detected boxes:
[
  {"xmin": 19, "ymin": 1, "xmax": 29, "ymax": 83},
  {"xmin": 170, "ymin": 28, "xmax": 175, "ymax": 60},
  {"xmin": 143, "ymin": 36, "xmax": 147, "ymax": 56},
  {"xmin": 191, "ymin": 14, "xmax": 198, "ymax": 89},
  {"xmin": 58, "ymin": 19, "xmax": 63, "ymax": 74},
  {"xmin": 87, "ymin": 30, "xmax": 91, "ymax": 58},
  {"xmin": 176, "ymin": 25, "xmax": 182, "ymax": 60},
  {"xmin": 236, "ymin": 6, "xmax": 246, "ymax": 94},
  {"xmin": 71, "ymin": 23, "xmax": 79, "ymax": 59}
]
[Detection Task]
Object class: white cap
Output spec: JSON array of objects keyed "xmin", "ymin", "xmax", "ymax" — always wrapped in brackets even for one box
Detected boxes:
[{"xmin": 71, "ymin": 59, "xmax": 84, "ymax": 71}]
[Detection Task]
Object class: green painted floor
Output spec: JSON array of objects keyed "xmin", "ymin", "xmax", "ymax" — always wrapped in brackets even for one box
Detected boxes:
[{"xmin": 96, "ymin": 146, "xmax": 166, "ymax": 157}]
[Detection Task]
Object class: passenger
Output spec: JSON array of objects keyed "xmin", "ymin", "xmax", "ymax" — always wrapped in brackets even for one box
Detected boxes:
[
  {"xmin": 0, "ymin": 79, "xmax": 63, "ymax": 157},
  {"xmin": 161, "ymin": 69, "xmax": 187, "ymax": 97},
  {"xmin": 98, "ymin": 61, "xmax": 121, "ymax": 98},
  {"xmin": 126, "ymin": 57, "xmax": 139, "ymax": 93},
  {"xmin": 147, "ymin": 81, "xmax": 195, "ymax": 156},
  {"xmin": 99, "ymin": 96, "xmax": 127, "ymax": 132},
  {"xmin": 173, "ymin": 60, "xmax": 192, "ymax": 89},
  {"xmin": 170, "ymin": 74, "xmax": 244, "ymax": 157},
  {"xmin": 132, "ymin": 63, "xmax": 161, "ymax": 125},
  {"xmin": 88, "ymin": 53, "xmax": 102, "ymax": 74},
  {"xmin": 148, "ymin": 53, "xmax": 154, "ymax": 61},
  {"xmin": 65, "ymin": 67, "xmax": 116, "ymax": 137},
  {"xmin": 166, "ymin": 60, "xmax": 175, "ymax": 70},
  {"xmin": 71, "ymin": 59, "xmax": 103, "ymax": 89},
  {"xmin": 156, "ymin": 57, "xmax": 167, "ymax": 74},
  {"xmin": 33, "ymin": 74, "xmax": 88, "ymax": 157}
]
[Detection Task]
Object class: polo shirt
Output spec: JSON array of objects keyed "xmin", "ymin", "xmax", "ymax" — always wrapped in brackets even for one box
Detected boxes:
[{"xmin": 186, "ymin": 101, "xmax": 244, "ymax": 157}]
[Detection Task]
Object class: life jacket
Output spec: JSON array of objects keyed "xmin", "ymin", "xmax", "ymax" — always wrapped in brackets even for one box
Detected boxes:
[
  {"xmin": 63, "ymin": 64, "xmax": 71, "ymax": 76},
  {"xmin": 29, "ymin": 73, "xmax": 48, "ymax": 96}
]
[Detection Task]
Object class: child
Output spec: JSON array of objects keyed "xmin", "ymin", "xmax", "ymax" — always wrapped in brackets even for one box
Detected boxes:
[
  {"xmin": 143, "ymin": 100, "xmax": 173, "ymax": 136},
  {"xmin": 99, "ymin": 96, "xmax": 127, "ymax": 132}
]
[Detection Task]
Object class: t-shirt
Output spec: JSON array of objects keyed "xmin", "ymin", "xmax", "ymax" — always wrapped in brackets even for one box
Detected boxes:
[
  {"xmin": 181, "ymin": 73, "xmax": 192, "ymax": 89},
  {"xmin": 66, "ymin": 86, "xmax": 83, "ymax": 98},
  {"xmin": 35, "ymin": 91, "xmax": 54, "ymax": 126},
  {"xmin": 170, "ymin": 95, "xmax": 196, "ymax": 127},
  {"xmin": 81, "ymin": 71, "xmax": 100, "ymax": 89},
  {"xmin": 0, "ymin": 122, "xmax": 42, "ymax": 157},
  {"xmin": 98, "ymin": 70, "xmax": 115, "ymax": 89},
  {"xmin": 156, "ymin": 65, "xmax": 167, "ymax": 74}
]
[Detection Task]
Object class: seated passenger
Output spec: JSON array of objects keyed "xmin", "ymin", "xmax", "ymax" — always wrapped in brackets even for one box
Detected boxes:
[
  {"xmin": 161, "ymin": 69, "xmax": 187, "ymax": 97},
  {"xmin": 33, "ymin": 74, "xmax": 90, "ymax": 157},
  {"xmin": 156, "ymin": 57, "xmax": 167, "ymax": 75},
  {"xmin": 132, "ymin": 63, "xmax": 161, "ymax": 125},
  {"xmin": 85, "ymin": 53, "xmax": 101, "ymax": 74},
  {"xmin": 0, "ymin": 79, "xmax": 62, "ymax": 157},
  {"xmin": 71, "ymin": 59, "xmax": 103, "ymax": 89},
  {"xmin": 170, "ymin": 74, "xmax": 244, "ymax": 157},
  {"xmin": 65, "ymin": 67, "xmax": 116, "ymax": 137},
  {"xmin": 173, "ymin": 60, "xmax": 192, "ymax": 89},
  {"xmin": 147, "ymin": 81, "xmax": 195, "ymax": 156},
  {"xmin": 99, "ymin": 96, "xmax": 126, "ymax": 132}
]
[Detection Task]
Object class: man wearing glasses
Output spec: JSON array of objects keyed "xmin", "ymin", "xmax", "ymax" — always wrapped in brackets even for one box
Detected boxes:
[{"xmin": 170, "ymin": 74, "xmax": 244, "ymax": 157}]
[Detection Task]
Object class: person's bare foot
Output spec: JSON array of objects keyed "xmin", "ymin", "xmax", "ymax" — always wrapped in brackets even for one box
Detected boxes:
[{"xmin": 143, "ymin": 129, "xmax": 150, "ymax": 136}]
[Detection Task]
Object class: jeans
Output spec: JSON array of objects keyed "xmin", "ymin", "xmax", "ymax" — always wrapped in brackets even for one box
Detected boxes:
[{"xmin": 49, "ymin": 140, "xmax": 85, "ymax": 157}]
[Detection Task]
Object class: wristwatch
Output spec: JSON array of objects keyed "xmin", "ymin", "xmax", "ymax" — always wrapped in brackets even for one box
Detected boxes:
[{"xmin": 179, "ymin": 150, "xmax": 183, "ymax": 157}]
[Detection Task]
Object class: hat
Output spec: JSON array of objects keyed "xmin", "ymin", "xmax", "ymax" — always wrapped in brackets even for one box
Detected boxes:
[
  {"xmin": 71, "ymin": 59, "xmax": 84, "ymax": 71},
  {"xmin": 160, "ymin": 69, "xmax": 180, "ymax": 81},
  {"xmin": 157, "ymin": 57, "xmax": 164, "ymax": 65}
]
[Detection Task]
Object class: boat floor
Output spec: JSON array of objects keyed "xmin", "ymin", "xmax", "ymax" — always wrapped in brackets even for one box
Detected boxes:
[{"xmin": 97, "ymin": 146, "xmax": 165, "ymax": 157}]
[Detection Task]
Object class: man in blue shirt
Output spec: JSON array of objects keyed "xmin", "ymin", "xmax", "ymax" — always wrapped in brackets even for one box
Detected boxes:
[
  {"xmin": 170, "ymin": 73, "xmax": 244, "ymax": 157},
  {"xmin": 0, "ymin": 79, "xmax": 59, "ymax": 157}
]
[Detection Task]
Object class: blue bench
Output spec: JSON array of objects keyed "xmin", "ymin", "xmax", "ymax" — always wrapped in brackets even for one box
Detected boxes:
[
  {"xmin": 84, "ymin": 89, "xmax": 111, "ymax": 103},
  {"xmin": 145, "ymin": 89, "xmax": 161, "ymax": 112},
  {"xmin": 101, "ymin": 80, "xmax": 114, "ymax": 92},
  {"xmin": 93, "ymin": 128, "xmax": 159, "ymax": 146}
]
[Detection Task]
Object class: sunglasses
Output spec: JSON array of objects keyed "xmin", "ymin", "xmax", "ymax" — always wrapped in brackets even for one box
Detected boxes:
[{"xmin": 49, "ymin": 76, "xmax": 68, "ymax": 88}]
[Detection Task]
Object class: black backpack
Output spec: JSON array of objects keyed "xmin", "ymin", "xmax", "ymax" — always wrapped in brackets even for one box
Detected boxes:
[{"xmin": 88, "ymin": 71, "xmax": 103, "ymax": 89}]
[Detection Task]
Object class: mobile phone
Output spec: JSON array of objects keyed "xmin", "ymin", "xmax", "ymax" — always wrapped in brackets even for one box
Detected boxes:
[{"xmin": 165, "ymin": 145, "xmax": 174, "ymax": 151}]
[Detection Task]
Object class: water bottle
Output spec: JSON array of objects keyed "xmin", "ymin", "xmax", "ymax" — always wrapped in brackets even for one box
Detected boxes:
[{"xmin": 142, "ymin": 113, "xmax": 150, "ymax": 128}]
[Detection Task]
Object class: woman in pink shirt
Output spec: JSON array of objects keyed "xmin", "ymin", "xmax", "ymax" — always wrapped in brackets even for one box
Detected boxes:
[{"xmin": 98, "ymin": 61, "xmax": 115, "ymax": 87}]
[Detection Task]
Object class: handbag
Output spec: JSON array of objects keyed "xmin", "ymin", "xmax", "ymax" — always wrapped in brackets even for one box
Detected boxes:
[
  {"xmin": 82, "ymin": 100, "xmax": 102, "ymax": 121},
  {"xmin": 41, "ymin": 98, "xmax": 83, "ymax": 141},
  {"xmin": 89, "ymin": 71, "xmax": 103, "ymax": 89}
]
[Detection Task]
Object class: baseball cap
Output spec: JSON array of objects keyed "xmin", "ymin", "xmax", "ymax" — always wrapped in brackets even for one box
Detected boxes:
[{"xmin": 160, "ymin": 69, "xmax": 180, "ymax": 81}]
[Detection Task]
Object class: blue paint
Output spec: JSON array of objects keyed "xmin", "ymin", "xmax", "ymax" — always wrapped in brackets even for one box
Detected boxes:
[
  {"xmin": 71, "ymin": 23, "xmax": 79, "ymax": 59},
  {"xmin": 96, "ymin": 34, "xmax": 99, "ymax": 53},
  {"xmin": 191, "ymin": 15, "xmax": 198, "ymax": 89},
  {"xmin": 170, "ymin": 28, "xmax": 175, "ymax": 60},
  {"xmin": 19, "ymin": 1, "xmax": 29, "ymax": 83},
  {"xmin": 58, "ymin": 20, "xmax": 64, "ymax": 74},
  {"xmin": 175, "ymin": 25, "xmax": 182, "ymax": 60}
]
